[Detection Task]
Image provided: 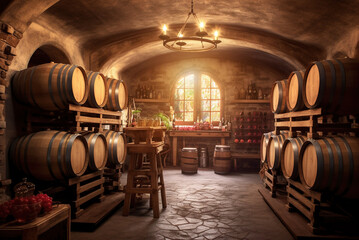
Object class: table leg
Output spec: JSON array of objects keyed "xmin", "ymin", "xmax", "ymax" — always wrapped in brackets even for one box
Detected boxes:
[
  {"xmin": 172, "ymin": 136, "xmax": 177, "ymax": 166},
  {"xmin": 221, "ymin": 137, "xmax": 225, "ymax": 145}
]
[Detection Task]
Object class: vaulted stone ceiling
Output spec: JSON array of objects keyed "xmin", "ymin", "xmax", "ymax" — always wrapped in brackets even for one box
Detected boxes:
[{"xmin": 2, "ymin": 0, "xmax": 359, "ymax": 75}]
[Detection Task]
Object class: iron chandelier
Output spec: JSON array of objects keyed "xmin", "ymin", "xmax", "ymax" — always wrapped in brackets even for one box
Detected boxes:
[{"xmin": 159, "ymin": 0, "xmax": 221, "ymax": 52}]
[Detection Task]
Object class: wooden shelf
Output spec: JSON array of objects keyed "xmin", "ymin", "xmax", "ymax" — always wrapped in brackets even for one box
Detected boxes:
[
  {"xmin": 231, "ymin": 152, "xmax": 260, "ymax": 158},
  {"xmin": 228, "ymin": 99, "xmax": 270, "ymax": 104},
  {"xmin": 134, "ymin": 98, "xmax": 169, "ymax": 103}
]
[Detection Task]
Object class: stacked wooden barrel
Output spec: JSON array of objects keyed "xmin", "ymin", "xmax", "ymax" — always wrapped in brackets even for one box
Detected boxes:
[
  {"xmin": 264, "ymin": 57, "xmax": 359, "ymax": 199},
  {"xmin": 10, "ymin": 62, "xmax": 129, "ymax": 182}
]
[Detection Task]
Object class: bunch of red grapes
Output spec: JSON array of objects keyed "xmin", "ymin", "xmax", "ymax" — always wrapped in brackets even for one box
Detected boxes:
[{"xmin": 0, "ymin": 193, "xmax": 52, "ymax": 222}]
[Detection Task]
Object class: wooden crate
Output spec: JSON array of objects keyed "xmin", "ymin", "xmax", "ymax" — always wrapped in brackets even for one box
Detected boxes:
[
  {"xmin": 274, "ymin": 108, "xmax": 358, "ymax": 138},
  {"xmin": 103, "ymin": 166, "xmax": 123, "ymax": 192},
  {"xmin": 26, "ymin": 104, "xmax": 122, "ymax": 133},
  {"xmin": 264, "ymin": 169, "xmax": 287, "ymax": 198},
  {"xmin": 66, "ymin": 170, "xmax": 105, "ymax": 218}
]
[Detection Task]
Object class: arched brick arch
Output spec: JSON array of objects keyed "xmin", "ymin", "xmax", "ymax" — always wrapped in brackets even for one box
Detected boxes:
[{"xmin": 0, "ymin": 0, "xmax": 59, "ymax": 180}]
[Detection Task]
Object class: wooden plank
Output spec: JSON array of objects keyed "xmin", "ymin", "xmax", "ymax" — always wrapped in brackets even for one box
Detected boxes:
[
  {"xmin": 274, "ymin": 108, "xmax": 322, "ymax": 119},
  {"xmin": 69, "ymin": 104, "xmax": 122, "ymax": 116},
  {"xmin": 288, "ymin": 180, "xmax": 322, "ymax": 201},
  {"xmin": 67, "ymin": 171, "xmax": 103, "ymax": 186},
  {"xmin": 74, "ymin": 188, "xmax": 104, "ymax": 207},
  {"xmin": 169, "ymin": 131, "xmax": 231, "ymax": 137},
  {"xmin": 78, "ymin": 178, "xmax": 105, "ymax": 193},
  {"xmin": 134, "ymin": 98, "xmax": 169, "ymax": 103},
  {"xmin": 288, "ymin": 197, "xmax": 311, "ymax": 220},
  {"xmin": 265, "ymin": 171, "xmax": 273, "ymax": 181},
  {"xmin": 72, "ymin": 192, "xmax": 125, "ymax": 230}
]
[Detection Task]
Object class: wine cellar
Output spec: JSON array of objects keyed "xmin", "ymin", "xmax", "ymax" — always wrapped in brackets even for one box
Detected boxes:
[{"xmin": 0, "ymin": 1, "xmax": 359, "ymax": 239}]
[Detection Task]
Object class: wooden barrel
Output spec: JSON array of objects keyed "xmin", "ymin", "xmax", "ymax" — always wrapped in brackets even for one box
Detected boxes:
[
  {"xmin": 270, "ymin": 79, "xmax": 288, "ymax": 113},
  {"xmin": 213, "ymin": 145, "xmax": 231, "ymax": 174},
  {"xmin": 267, "ymin": 132, "xmax": 287, "ymax": 170},
  {"xmin": 281, "ymin": 136, "xmax": 307, "ymax": 180},
  {"xmin": 260, "ymin": 132, "xmax": 274, "ymax": 163},
  {"xmin": 181, "ymin": 148, "xmax": 198, "ymax": 174},
  {"xmin": 82, "ymin": 132, "xmax": 108, "ymax": 171},
  {"xmin": 303, "ymin": 58, "xmax": 359, "ymax": 114},
  {"xmin": 105, "ymin": 78, "xmax": 128, "ymax": 111},
  {"xmin": 9, "ymin": 131, "xmax": 88, "ymax": 181},
  {"xmin": 103, "ymin": 130, "xmax": 127, "ymax": 167},
  {"xmin": 12, "ymin": 62, "xmax": 88, "ymax": 111},
  {"xmin": 286, "ymin": 70, "xmax": 306, "ymax": 112},
  {"xmin": 299, "ymin": 136, "xmax": 359, "ymax": 198},
  {"xmin": 86, "ymin": 71, "xmax": 108, "ymax": 108}
]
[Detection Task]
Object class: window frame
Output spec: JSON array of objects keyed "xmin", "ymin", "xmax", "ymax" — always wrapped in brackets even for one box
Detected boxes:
[{"xmin": 172, "ymin": 72, "xmax": 223, "ymax": 125}]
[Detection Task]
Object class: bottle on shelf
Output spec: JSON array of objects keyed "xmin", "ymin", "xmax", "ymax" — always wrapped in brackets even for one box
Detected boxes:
[
  {"xmin": 135, "ymin": 84, "xmax": 141, "ymax": 99},
  {"xmin": 149, "ymin": 86, "xmax": 153, "ymax": 99}
]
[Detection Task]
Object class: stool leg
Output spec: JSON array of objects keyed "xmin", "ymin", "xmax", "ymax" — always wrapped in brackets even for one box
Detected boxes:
[
  {"xmin": 149, "ymin": 193, "xmax": 153, "ymax": 209},
  {"xmin": 159, "ymin": 172, "xmax": 167, "ymax": 208},
  {"xmin": 151, "ymin": 152, "xmax": 160, "ymax": 218},
  {"xmin": 123, "ymin": 153, "xmax": 137, "ymax": 216}
]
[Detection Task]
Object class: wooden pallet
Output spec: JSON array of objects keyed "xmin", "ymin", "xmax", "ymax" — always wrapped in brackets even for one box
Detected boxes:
[
  {"xmin": 286, "ymin": 179, "xmax": 359, "ymax": 235},
  {"xmin": 274, "ymin": 108, "xmax": 358, "ymax": 138},
  {"xmin": 259, "ymin": 187, "xmax": 359, "ymax": 239},
  {"xmin": 67, "ymin": 170, "xmax": 105, "ymax": 218},
  {"xmin": 103, "ymin": 166, "xmax": 123, "ymax": 192},
  {"xmin": 264, "ymin": 169, "xmax": 287, "ymax": 198},
  {"xmin": 26, "ymin": 104, "xmax": 122, "ymax": 133},
  {"xmin": 286, "ymin": 179, "xmax": 323, "ymax": 233}
]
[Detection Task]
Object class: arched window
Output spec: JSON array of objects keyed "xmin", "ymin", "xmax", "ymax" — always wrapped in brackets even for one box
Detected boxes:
[{"xmin": 174, "ymin": 73, "xmax": 221, "ymax": 124}]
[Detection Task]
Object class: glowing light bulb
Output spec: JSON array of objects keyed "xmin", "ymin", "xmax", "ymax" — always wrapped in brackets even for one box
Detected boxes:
[
  {"xmin": 178, "ymin": 33, "xmax": 183, "ymax": 38},
  {"xmin": 214, "ymin": 31, "xmax": 219, "ymax": 40},
  {"xmin": 162, "ymin": 24, "xmax": 167, "ymax": 35},
  {"xmin": 199, "ymin": 22, "xmax": 205, "ymax": 31}
]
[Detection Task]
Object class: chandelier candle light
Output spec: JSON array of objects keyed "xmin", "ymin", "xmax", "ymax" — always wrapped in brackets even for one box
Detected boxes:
[{"xmin": 159, "ymin": 0, "xmax": 221, "ymax": 52}]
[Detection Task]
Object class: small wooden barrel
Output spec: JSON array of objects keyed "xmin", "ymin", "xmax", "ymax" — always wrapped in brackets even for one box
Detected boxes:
[
  {"xmin": 181, "ymin": 148, "xmax": 198, "ymax": 174},
  {"xmin": 260, "ymin": 132, "xmax": 274, "ymax": 163},
  {"xmin": 9, "ymin": 131, "xmax": 88, "ymax": 181},
  {"xmin": 303, "ymin": 58, "xmax": 359, "ymax": 114},
  {"xmin": 299, "ymin": 136, "xmax": 359, "ymax": 198},
  {"xmin": 105, "ymin": 78, "xmax": 128, "ymax": 111},
  {"xmin": 213, "ymin": 145, "xmax": 231, "ymax": 174},
  {"xmin": 12, "ymin": 62, "xmax": 88, "ymax": 111},
  {"xmin": 267, "ymin": 132, "xmax": 287, "ymax": 170},
  {"xmin": 281, "ymin": 136, "xmax": 307, "ymax": 180},
  {"xmin": 82, "ymin": 132, "xmax": 108, "ymax": 171},
  {"xmin": 286, "ymin": 70, "xmax": 306, "ymax": 112},
  {"xmin": 270, "ymin": 79, "xmax": 288, "ymax": 113},
  {"xmin": 86, "ymin": 71, "xmax": 108, "ymax": 108},
  {"xmin": 103, "ymin": 130, "xmax": 127, "ymax": 167}
]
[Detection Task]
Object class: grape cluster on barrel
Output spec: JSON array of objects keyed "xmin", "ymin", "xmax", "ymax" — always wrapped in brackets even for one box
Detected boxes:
[{"xmin": 0, "ymin": 193, "xmax": 53, "ymax": 222}]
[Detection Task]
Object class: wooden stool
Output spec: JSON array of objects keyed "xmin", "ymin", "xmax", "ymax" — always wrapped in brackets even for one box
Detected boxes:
[{"xmin": 122, "ymin": 142, "xmax": 167, "ymax": 218}]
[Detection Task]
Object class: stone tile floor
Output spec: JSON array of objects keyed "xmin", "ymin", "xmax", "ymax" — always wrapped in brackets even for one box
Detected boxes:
[{"xmin": 72, "ymin": 169, "xmax": 293, "ymax": 240}]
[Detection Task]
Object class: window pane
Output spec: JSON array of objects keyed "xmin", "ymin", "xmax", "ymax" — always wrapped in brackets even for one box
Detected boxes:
[
  {"xmin": 185, "ymin": 74, "xmax": 194, "ymax": 88},
  {"xmin": 211, "ymin": 112, "xmax": 220, "ymax": 122},
  {"xmin": 184, "ymin": 112, "xmax": 193, "ymax": 121},
  {"xmin": 175, "ymin": 112, "xmax": 183, "ymax": 121},
  {"xmin": 211, "ymin": 89, "xmax": 220, "ymax": 99},
  {"xmin": 175, "ymin": 89, "xmax": 184, "ymax": 100},
  {"xmin": 201, "ymin": 100, "xmax": 210, "ymax": 111},
  {"xmin": 201, "ymin": 75, "xmax": 211, "ymax": 88},
  {"xmin": 211, "ymin": 100, "xmax": 220, "ymax": 111},
  {"xmin": 202, "ymin": 112, "xmax": 210, "ymax": 122},
  {"xmin": 211, "ymin": 79, "xmax": 218, "ymax": 88},
  {"xmin": 176, "ymin": 78, "xmax": 184, "ymax": 88},
  {"xmin": 201, "ymin": 89, "xmax": 210, "ymax": 99},
  {"xmin": 174, "ymin": 101, "xmax": 184, "ymax": 112},
  {"xmin": 185, "ymin": 101, "xmax": 194, "ymax": 111},
  {"xmin": 185, "ymin": 89, "xmax": 194, "ymax": 100}
]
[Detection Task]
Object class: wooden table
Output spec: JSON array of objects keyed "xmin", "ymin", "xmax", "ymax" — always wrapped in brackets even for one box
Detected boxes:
[
  {"xmin": 169, "ymin": 130, "xmax": 231, "ymax": 166},
  {"xmin": 124, "ymin": 127, "xmax": 167, "ymax": 144},
  {"xmin": 0, "ymin": 204, "xmax": 71, "ymax": 240}
]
